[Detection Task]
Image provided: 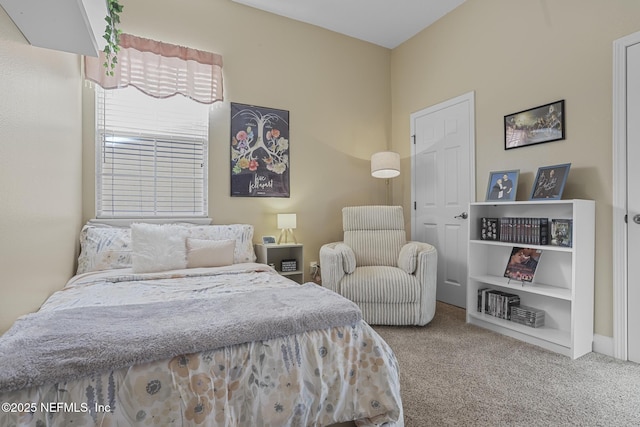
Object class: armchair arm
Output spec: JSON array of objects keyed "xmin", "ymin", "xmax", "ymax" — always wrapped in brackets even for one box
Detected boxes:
[
  {"xmin": 319, "ymin": 242, "xmax": 352, "ymax": 293},
  {"xmin": 410, "ymin": 241, "xmax": 438, "ymax": 325}
]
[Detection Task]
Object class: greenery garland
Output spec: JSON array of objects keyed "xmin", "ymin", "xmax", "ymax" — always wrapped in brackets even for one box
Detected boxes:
[{"xmin": 103, "ymin": 0, "xmax": 123, "ymax": 76}]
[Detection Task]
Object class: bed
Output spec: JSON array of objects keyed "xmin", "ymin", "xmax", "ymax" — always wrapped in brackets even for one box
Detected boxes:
[{"xmin": 0, "ymin": 222, "xmax": 403, "ymax": 426}]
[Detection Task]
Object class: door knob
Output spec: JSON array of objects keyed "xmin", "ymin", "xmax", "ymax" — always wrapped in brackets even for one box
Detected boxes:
[
  {"xmin": 634, "ymin": 214, "xmax": 640, "ymax": 224},
  {"xmin": 454, "ymin": 212, "xmax": 468, "ymax": 220}
]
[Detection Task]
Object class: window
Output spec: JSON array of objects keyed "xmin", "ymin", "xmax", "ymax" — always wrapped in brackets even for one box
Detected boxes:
[{"xmin": 95, "ymin": 86, "xmax": 209, "ymax": 218}]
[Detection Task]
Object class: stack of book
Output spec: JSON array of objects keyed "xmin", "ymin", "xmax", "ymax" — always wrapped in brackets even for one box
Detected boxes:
[
  {"xmin": 510, "ymin": 305, "xmax": 545, "ymax": 328},
  {"xmin": 477, "ymin": 288, "xmax": 521, "ymax": 320},
  {"xmin": 281, "ymin": 259, "xmax": 298, "ymax": 272}
]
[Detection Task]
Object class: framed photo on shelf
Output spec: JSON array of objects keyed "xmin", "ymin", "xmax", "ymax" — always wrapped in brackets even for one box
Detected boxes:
[
  {"xmin": 262, "ymin": 236, "xmax": 276, "ymax": 244},
  {"xmin": 530, "ymin": 163, "xmax": 571, "ymax": 200},
  {"xmin": 485, "ymin": 169, "xmax": 519, "ymax": 202},
  {"xmin": 550, "ymin": 219, "xmax": 573, "ymax": 247},
  {"xmin": 504, "ymin": 100, "xmax": 565, "ymax": 150}
]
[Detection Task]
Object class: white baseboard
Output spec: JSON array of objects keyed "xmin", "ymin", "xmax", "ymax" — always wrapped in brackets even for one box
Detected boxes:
[{"xmin": 593, "ymin": 334, "xmax": 615, "ymax": 358}]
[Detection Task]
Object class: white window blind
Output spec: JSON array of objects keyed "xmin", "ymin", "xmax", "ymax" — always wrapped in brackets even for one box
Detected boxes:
[{"xmin": 96, "ymin": 86, "xmax": 209, "ymax": 218}]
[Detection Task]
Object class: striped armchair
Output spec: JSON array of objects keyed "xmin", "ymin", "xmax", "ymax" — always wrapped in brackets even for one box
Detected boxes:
[{"xmin": 320, "ymin": 205, "xmax": 437, "ymax": 326}]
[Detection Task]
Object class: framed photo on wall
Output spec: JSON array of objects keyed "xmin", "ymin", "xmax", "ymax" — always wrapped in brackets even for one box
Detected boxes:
[
  {"xmin": 485, "ymin": 169, "xmax": 520, "ymax": 202},
  {"xmin": 530, "ymin": 163, "xmax": 571, "ymax": 200},
  {"xmin": 504, "ymin": 100, "xmax": 565, "ymax": 150}
]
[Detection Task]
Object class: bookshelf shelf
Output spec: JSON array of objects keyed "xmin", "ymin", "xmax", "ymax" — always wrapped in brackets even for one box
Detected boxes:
[
  {"xmin": 469, "ymin": 274, "xmax": 572, "ymax": 300},
  {"xmin": 467, "ymin": 311, "xmax": 570, "ymax": 347},
  {"xmin": 466, "ymin": 200, "xmax": 595, "ymax": 359}
]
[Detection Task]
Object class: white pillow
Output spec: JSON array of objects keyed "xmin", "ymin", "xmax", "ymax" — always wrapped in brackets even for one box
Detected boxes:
[
  {"xmin": 186, "ymin": 238, "xmax": 235, "ymax": 268},
  {"xmin": 185, "ymin": 224, "xmax": 256, "ymax": 263},
  {"xmin": 131, "ymin": 223, "xmax": 188, "ymax": 273},
  {"xmin": 77, "ymin": 224, "xmax": 132, "ymax": 274}
]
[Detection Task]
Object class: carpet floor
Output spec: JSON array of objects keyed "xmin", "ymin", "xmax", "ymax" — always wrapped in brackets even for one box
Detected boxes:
[{"xmin": 372, "ymin": 302, "xmax": 640, "ymax": 427}]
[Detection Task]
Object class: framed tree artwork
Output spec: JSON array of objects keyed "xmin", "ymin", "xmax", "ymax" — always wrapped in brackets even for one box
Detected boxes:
[{"xmin": 230, "ymin": 103, "xmax": 290, "ymax": 197}]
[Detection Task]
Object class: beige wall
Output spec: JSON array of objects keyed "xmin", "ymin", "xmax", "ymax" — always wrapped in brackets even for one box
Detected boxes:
[
  {"xmin": 0, "ymin": 11, "xmax": 83, "ymax": 333},
  {"xmin": 82, "ymin": 0, "xmax": 392, "ymax": 277},
  {"xmin": 390, "ymin": 0, "xmax": 640, "ymax": 338},
  {"xmin": 4, "ymin": 0, "xmax": 636, "ymax": 341}
]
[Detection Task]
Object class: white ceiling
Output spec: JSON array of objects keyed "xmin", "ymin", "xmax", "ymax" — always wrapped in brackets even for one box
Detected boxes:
[{"xmin": 231, "ymin": 0, "xmax": 467, "ymax": 49}]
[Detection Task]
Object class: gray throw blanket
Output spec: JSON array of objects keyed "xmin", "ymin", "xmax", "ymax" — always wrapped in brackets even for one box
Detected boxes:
[{"xmin": 0, "ymin": 283, "xmax": 361, "ymax": 393}]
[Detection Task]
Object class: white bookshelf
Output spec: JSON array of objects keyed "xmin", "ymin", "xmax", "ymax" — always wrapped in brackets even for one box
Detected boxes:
[{"xmin": 466, "ymin": 200, "xmax": 595, "ymax": 359}]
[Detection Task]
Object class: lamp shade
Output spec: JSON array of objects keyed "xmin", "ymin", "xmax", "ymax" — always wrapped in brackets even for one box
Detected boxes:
[
  {"xmin": 277, "ymin": 213, "xmax": 297, "ymax": 229},
  {"xmin": 371, "ymin": 151, "xmax": 400, "ymax": 178}
]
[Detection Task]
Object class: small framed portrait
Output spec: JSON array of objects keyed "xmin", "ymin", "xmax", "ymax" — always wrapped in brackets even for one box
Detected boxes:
[
  {"xmin": 530, "ymin": 163, "xmax": 571, "ymax": 200},
  {"xmin": 485, "ymin": 170, "xmax": 520, "ymax": 202},
  {"xmin": 262, "ymin": 236, "xmax": 276, "ymax": 244}
]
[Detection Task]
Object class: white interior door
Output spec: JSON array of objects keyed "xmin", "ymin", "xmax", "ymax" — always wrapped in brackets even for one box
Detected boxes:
[
  {"xmin": 411, "ymin": 92, "xmax": 475, "ymax": 308},
  {"xmin": 626, "ymin": 42, "xmax": 640, "ymax": 363}
]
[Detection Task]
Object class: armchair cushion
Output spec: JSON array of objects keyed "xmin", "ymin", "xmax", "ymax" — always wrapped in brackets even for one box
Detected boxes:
[
  {"xmin": 341, "ymin": 266, "xmax": 420, "ymax": 304},
  {"xmin": 335, "ymin": 243, "xmax": 356, "ymax": 274},
  {"xmin": 398, "ymin": 243, "xmax": 420, "ymax": 274}
]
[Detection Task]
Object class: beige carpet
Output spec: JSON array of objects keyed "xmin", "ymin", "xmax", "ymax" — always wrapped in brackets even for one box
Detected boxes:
[{"xmin": 373, "ymin": 302, "xmax": 640, "ymax": 427}]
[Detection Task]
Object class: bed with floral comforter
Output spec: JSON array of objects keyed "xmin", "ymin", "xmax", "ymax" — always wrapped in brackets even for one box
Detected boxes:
[{"xmin": 0, "ymin": 263, "xmax": 403, "ymax": 426}]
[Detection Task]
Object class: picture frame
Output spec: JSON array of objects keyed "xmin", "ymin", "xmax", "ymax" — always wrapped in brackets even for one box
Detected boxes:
[
  {"xmin": 504, "ymin": 100, "xmax": 565, "ymax": 150},
  {"xmin": 485, "ymin": 169, "xmax": 520, "ymax": 202},
  {"xmin": 262, "ymin": 236, "xmax": 276, "ymax": 244},
  {"xmin": 230, "ymin": 102, "xmax": 290, "ymax": 198},
  {"xmin": 530, "ymin": 163, "xmax": 571, "ymax": 200},
  {"xmin": 550, "ymin": 219, "xmax": 573, "ymax": 247}
]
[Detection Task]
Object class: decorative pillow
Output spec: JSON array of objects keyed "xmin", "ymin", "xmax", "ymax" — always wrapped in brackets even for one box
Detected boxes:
[
  {"xmin": 186, "ymin": 238, "xmax": 235, "ymax": 268},
  {"xmin": 131, "ymin": 223, "xmax": 188, "ymax": 273},
  {"xmin": 398, "ymin": 243, "xmax": 420, "ymax": 274},
  {"xmin": 335, "ymin": 243, "xmax": 357, "ymax": 274},
  {"xmin": 185, "ymin": 224, "xmax": 256, "ymax": 263},
  {"xmin": 77, "ymin": 224, "xmax": 132, "ymax": 274}
]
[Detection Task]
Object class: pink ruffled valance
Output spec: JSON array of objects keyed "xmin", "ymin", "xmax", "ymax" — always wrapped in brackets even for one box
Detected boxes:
[{"xmin": 85, "ymin": 34, "xmax": 223, "ymax": 104}]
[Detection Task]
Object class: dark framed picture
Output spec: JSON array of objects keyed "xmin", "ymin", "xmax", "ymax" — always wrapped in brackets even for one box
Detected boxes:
[
  {"xmin": 550, "ymin": 219, "xmax": 573, "ymax": 247},
  {"xmin": 230, "ymin": 102, "xmax": 290, "ymax": 197},
  {"xmin": 530, "ymin": 163, "xmax": 571, "ymax": 200},
  {"xmin": 504, "ymin": 100, "xmax": 565, "ymax": 150},
  {"xmin": 485, "ymin": 169, "xmax": 519, "ymax": 202}
]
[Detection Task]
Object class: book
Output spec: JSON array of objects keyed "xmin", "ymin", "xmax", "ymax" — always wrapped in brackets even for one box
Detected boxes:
[
  {"xmin": 480, "ymin": 218, "xmax": 499, "ymax": 241},
  {"xmin": 478, "ymin": 289, "xmax": 520, "ymax": 319},
  {"xmin": 551, "ymin": 219, "xmax": 573, "ymax": 247},
  {"xmin": 498, "ymin": 217, "xmax": 549, "ymax": 245},
  {"xmin": 503, "ymin": 247, "xmax": 542, "ymax": 282},
  {"xmin": 511, "ymin": 305, "xmax": 545, "ymax": 328}
]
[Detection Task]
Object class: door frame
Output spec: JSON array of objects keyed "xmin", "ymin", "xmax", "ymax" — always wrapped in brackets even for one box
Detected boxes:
[
  {"xmin": 612, "ymin": 31, "xmax": 640, "ymax": 361},
  {"xmin": 410, "ymin": 91, "xmax": 476, "ymax": 305}
]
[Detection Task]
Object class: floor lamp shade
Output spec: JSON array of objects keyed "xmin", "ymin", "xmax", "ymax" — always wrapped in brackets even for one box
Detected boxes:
[{"xmin": 371, "ymin": 151, "xmax": 400, "ymax": 178}]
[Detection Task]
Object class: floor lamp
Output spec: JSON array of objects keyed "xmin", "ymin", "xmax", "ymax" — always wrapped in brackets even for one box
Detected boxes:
[{"xmin": 371, "ymin": 151, "xmax": 400, "ymax": 205}]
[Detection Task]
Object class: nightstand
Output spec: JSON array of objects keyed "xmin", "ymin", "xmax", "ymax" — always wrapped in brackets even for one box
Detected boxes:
[{"xmin": 254, "ymin": 243, "xmax": 304, "ymax": 284}]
